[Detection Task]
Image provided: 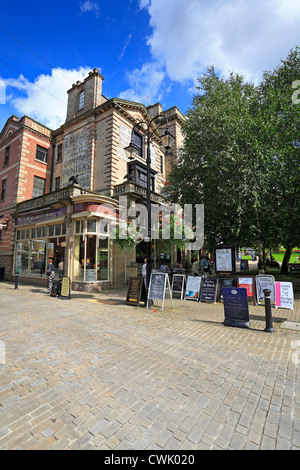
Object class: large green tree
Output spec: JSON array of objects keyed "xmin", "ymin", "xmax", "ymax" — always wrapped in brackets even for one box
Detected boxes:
[{"xmin": 165, "ymin": 48, "xmax": 300, "ymax": 271}]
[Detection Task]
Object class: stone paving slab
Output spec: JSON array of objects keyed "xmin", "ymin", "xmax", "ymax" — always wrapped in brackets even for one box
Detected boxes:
[{"xmin": 0, "ymin": 281, "xmax": 299, "ymax": 450}]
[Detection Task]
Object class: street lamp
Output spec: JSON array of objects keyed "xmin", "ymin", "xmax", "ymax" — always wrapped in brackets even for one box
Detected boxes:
[{"xmin": 124, "ymin": 114, "xmax": 175, "ymax": 290}]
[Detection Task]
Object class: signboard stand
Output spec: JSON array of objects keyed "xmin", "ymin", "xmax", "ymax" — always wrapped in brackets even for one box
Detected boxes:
[
  {"xmin": 219, "ymin": 277, "xmax": 236, "ymax": 301},
  {"xmin": 200, "ymin": 278, "xmax": 219, "ymax": 303},
  {"xmin": 184, "ymin": 276, "xmax": 202, "ymax": 302},
  {"xmin": 275, "ymin": 282, "xmax": 294, "ymax": 310},
  {"xmin": 237, "ymin": 276, "xmax": 256, "ymax": 305},
  {"xmin": 215, "ymin": 245, "xmax": 235, "ymax": 274},
  {"xmin": 223, "ymin": 287, "xmax": 250, "ymax": 328},
  {"xmin": 171, "ymin": 274, "xmax": 186, "ymax": 300},
  {"xmin": 147, "ymin": 273, "xmax": 173, "ymax": 311},
  {"xmin": 59, "ymin": 276, "xmax": 71, "ymax": 299},
  {"xmin": 126, "ymin": 277, "xmax": 146, "ymax": 307},
  {"xmin": 255, "ymin": 275, "xmax": 275, "ymax": 305}
]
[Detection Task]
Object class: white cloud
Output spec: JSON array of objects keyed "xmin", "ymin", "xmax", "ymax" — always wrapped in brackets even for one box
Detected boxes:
[
  {"xmin": 138, "ymin": 0, "xmax": 300, "ymax": 84},
  {"xmin": 79, "ymin": 1, "xmax": 99, "ymax": 17},
  {"xmin": 119, "ymin": 62, "xmax": 167, "ymax": 104},
  {"xmin": 4, "ymin": 67, "xmax": 92, "ymax": 129}
]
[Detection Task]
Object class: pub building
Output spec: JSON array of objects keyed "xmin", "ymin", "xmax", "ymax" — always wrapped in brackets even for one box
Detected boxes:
[
  {"xmin": 0, "ymin": 68, "xmax": 185, "ymax": 289},
  {"xmin": 14, "ymin": 185, "xmax": 119, "ymax": 291}
]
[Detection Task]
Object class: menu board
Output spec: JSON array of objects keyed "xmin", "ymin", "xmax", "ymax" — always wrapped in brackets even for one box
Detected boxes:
[
  {"xmin": 215, "ymin": 246, "xmax": 235, "ymax": 274},
  {"xmin": 256, "ymin": 275, "xmax": 275, "ymax": 304},
  {"xmin": 237, "ymin": 276, "xmax": 256, "ymax": 304},
  {"xmin": 219, "ymin": 276, "xmax": 236, "ymax": 300},
  {"xmin": 148, "ymin": 273, "xmax": 166, "ymax": 301},
  {"xmin": 147, "ymin": 273, "xmax": 173, "ymax": 311},
  {"xmin": 223, "ymin": 287, "xmax": 250, "ymax": 328},
  {"xmin": 60, "ymin": 276, "xmax": 71, "ymax": 299},
  {"xmin": 172, "ymin": 274, "xmax": 185, "ymax": 300},
  {"xmin": 126, "ymin": 277, "xmax": 145, "ymax": 306},
  {"xmin": 200, "ymin": 278, "xmax": 219, "ymax": 303},
  {"xmin": 185, "ymin": 276, "xmax": 201, "ymax": 301},
  {"xmin": 275, "ymin": 282, "xmax": 294, "ymax": 310}
]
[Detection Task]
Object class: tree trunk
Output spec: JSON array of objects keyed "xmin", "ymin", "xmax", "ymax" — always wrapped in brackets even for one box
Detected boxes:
[{"xmin": 280, "ymin": 245, "xmax": 293, "ymax": 274}]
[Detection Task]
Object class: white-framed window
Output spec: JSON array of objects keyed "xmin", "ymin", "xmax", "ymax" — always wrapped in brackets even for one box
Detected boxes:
[{"xmin": 79, "ymin": 91, "xmax": 84, "ymax": 110}]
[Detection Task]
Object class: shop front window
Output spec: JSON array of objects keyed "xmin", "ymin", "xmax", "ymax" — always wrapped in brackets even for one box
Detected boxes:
[
  {"xmin": 74, "ymin": 235, "xmax": 84, "ymax": 281},
  {"xmin": 98, "ymin": 238, "xmax": 109, "ymax": 281},
  {"xmin": 30, "ymin": 240, "xmax": 46, "ymax": 276},
  {"xmin": 15, "ymin": 224, "xmax": 66, "ymax": 278},
  {"xmin": 73, "ymin": 226, "xmax": 110, "ymax": 282},
  {"xmin": 15, "ymin": 241, "xmax": 30, "ymax": 275}
]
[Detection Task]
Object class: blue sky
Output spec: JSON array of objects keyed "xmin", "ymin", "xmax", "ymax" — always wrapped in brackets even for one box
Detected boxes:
[{"xmin": 0, "ymin": 0, "xmax": 300, "ymax": 130}]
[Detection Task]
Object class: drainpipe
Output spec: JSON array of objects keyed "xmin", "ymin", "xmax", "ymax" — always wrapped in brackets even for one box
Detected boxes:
[{"xmin": 49, "ymin": 143, "xmax": 56, "ymax": 192}]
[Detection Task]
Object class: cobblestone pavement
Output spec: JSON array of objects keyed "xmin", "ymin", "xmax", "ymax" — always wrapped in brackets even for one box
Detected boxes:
[{"xmin": 0, "ymin": 280, "xmax": 299, "ymax": 450}]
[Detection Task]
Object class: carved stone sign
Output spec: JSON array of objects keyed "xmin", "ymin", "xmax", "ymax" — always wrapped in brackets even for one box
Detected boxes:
[{"xmin": 62, "ymin": 129, "xmax": 91, "ymax": 189}]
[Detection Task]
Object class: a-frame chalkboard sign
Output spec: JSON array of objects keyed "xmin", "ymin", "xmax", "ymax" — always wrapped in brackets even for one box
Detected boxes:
[{"xmin": 147, "ymin": 272, "xmax": 173, "ymax": 311}]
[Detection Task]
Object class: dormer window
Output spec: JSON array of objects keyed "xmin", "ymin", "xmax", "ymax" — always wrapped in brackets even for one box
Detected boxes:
[{"xmin": 79, "ymin": 91, "xmax": 84, "ymax": 110}]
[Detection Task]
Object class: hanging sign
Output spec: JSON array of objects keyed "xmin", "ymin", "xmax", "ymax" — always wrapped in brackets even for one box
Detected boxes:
[
  {"xmin": 185, "ymin": 276, "xmax": 201, "ymax": 302},
  {"xmin": 275, "ymin": 282, "xmax": 294, "ymax": 310},
  {"xmin": 172, "ymin": 274, "xmax": 185, "ymax": 300},
  {"xmin": 256, "ymin": 275, "xmax": 275, "ymax": 304},
  {"xmin": 223, "ymin": 287, "xmax": 250, "ymax": 328},
  {"xmin": 200, "ymin": 278, "xmax": 219, "ymax": 303}
]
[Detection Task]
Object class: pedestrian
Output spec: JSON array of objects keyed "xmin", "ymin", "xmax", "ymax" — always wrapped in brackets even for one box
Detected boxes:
[
  {"xmin": 200, "ymin": 256, "xmax": 208, "ymax": 274},
  {"xmin": 142, "ymin": 258, "xmax": 147, "ymax": 287},
  {"xmin": 46, "ymin": 258, "xmax": 55, "ymax": 294},
  {"xmin": 192, "ymin": 258, "xmax": 199, "ymax": 276}
]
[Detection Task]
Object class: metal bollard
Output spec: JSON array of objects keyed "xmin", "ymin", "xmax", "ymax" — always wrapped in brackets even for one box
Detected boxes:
[
  {"xmin": 263, "ymin": 289, "xmax": 274, "ymax": 332},
  {"xmin": 15, "ymin": 273, "xmax": 18, "ymax": 290}
]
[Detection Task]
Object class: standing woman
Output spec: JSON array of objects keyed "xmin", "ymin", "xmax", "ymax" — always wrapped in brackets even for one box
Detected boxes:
[{"xmin": 46, "ymin": 258, "xmax": 55, "ymax": 294}]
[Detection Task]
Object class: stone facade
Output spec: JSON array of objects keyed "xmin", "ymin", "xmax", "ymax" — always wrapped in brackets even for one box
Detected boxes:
[{"xmin": 0, "ymin": 68, "xmax": 185, "ymax": 289}]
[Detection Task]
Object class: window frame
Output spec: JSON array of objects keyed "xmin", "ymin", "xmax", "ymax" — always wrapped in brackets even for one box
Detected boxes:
[
  {"xmin": 1, "ymin": 179, "xmax": 7, "ymax": 200},
  {"xmin": 32, "ymin": 175, "xmax": 46, "ymax": 198},
  {"xmin": 4, "ymin": 146, "xmax": 10, "ymax": 166},
  {"xmin": 36, "ymin": 145, "xmax": 48, "ymax": 163}
]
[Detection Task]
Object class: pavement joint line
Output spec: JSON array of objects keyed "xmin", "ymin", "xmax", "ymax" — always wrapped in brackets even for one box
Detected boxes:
[{"xmin": 0, "ymin": 280, "xmax": 300, "ymax": 450}]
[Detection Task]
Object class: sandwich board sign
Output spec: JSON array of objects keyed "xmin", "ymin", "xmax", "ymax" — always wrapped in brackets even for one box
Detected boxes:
[
  {"xmin": 237, "ymin": 276, "xmax": 256, "ymax": 304},
  {"xmin": 172, "ymin": 274, "xmax": 185, "ymax": 300},
  {"xmin": 256, "ymin": 275, "xmax": 275, "ymax": 305},
  {"xmin": 60, "ymin": 276, "xmax": 71, "ymax": 299},
  {"xmin": 147, "ymin": 272, "xmax": 173, "ymax": 311},
  {"xmin": 223, "ymin": 287, "xmax": 250, "ymax": 329},
  {"xmin": 275, "ymin": 282, "xmax": 294, "ymax": 310},
  {"xmin": 126, "ymin": 277, "xmax": 146, "ymax": 306},
  {"xmin": 200, "ymin": 278, "xmax": 219, "ymax": 303},
  {"xmin": 185, "ymin": 276, "xmax": 202, "ymax": 302}
]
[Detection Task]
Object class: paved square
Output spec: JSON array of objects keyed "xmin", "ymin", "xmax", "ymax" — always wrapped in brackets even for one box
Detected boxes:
[{"xmin": 0, "ymin": 281, "xmax": 299, "ymax": 450}]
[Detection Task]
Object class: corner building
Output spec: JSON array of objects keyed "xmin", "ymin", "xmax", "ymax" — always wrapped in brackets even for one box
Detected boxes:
[{"xmin": 0, "ymin": 69, "xmax": 185, "ymax": 291}]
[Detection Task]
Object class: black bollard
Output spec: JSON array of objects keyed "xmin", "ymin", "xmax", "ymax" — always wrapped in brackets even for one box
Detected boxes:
[
  {"xmin": 263, "ymin": 288, "xmax": 274, "ymax": 332},
  {"xmin": 15, "ymin": 273, "xmax": 18, "ymax": 290}
]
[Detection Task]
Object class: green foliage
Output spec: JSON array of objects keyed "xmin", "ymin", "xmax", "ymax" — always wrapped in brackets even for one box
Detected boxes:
[{"xmin": 166, "ymin": 48, "xmax": 300, "ymax": 254}]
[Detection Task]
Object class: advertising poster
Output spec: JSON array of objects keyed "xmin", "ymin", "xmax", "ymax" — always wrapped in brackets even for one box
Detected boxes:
[
  {"xmin": 185, "ymin": 276, "xmax": 201, "ymax": 301},
  {"xmin": 237, "ymin": 276, "xmax": 256, "ymax": 304},
  {"xmin": 275, "ymin": 282, "xmax": 294, "ymax": 310},
  {"xmin": 215, "ymin": 246, "xmax": 235, "ymax": 273},
  {"xmin": 256, "ymin": 275, "xmax": 275, "ymax": 304}
]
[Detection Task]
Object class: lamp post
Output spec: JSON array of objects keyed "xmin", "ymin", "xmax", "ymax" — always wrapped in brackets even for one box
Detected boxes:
[{"xmin": 124, "ymin": 114, "xmax": 175, "ymax": 290}]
